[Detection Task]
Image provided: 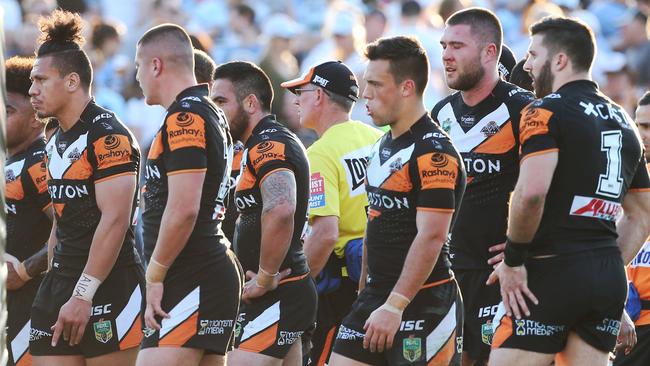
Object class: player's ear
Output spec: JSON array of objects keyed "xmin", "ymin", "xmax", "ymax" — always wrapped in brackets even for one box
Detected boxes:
[
  {"xmin": 401, "ymin": 79, "xmax": 416, "ymax": 97},
  {"xmin": 152, "ymin": 58, "xmax": 163, "ymax": 77},
  {"xmin": 554, "ymin": 52, "xmax": 569, "ymax": 72}
]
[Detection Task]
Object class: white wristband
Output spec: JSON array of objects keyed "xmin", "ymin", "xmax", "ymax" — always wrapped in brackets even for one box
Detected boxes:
[
  {"xmin": 378, "ymin": 303, "xmax": 404, "ymax": 316},
  {"xmin": 72, "ymin": 273, "xmax": 101, "ymax": 303}
]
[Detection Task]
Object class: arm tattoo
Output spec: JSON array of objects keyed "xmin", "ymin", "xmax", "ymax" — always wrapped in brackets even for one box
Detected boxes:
[
  {"xmin": 24, "ymin": 245, "xmax": 48, "ymax": 277},
  {"xmin": 261, "ymin": 170, "xmax": 296, "ymax": 213}
]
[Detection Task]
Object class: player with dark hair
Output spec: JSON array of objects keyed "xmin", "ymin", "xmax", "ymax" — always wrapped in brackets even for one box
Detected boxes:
[
  {"xmin": 212, "ymin": 61, "xmax": 317, "ymax": 365},
  {"xmin": 508, "ymin": 60, "xmax": 534, "ymax": 92},
  {"xmin": 193, "ymin": 49, "xmax": 216, "ymax": 88},
  {"xmin": 135, "ymin": 23, "xmax": 241, "ymax": 366},
  {"xmin": 4, "ymin": 55, "xmax": 52, "ymax": 366},
  {"xmin": 330, "ymin": 35, "xmax": 466, "ymax": 366},
  {"xmin": 488, "ymin": 17, "xmax": 650, "ymax": 365},
  {"xmin": 432, "ymin": 8, "xmax": 535, "ymax": 366},
  {"xmin": 28, "ymin": 10, "xmax": 144, "ymax": 366},
  {"xmin": 614, "ymin": 90, "xmax": 650, "ymax": 365}
]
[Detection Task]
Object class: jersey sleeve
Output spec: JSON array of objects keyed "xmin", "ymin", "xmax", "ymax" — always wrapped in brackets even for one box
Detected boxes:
[
  {"xmin": 91, "ymin": 124, "xmax": 139, "ymax": 182},
  {"xmin": 26, "ymin": 158, "xmax": 51, "ymax": 210},
  {"xmin": 248, "ymin": 139, "xmax": 295, "ymax": 182},
  {"xmin": 163, "ymin": 111, "xmax": 208, "ymax": 175},
  {"xmin": 629, "ymin": 161, "xmax": 650, "ymax": 191},
  {"xmin": 414, "ymin": 151, "xmax": 459, "ymax": 211},
  {"xmin": 519, "ymin": 101, "xmax": 560, "ymax": 161},
  {"xmin": 307, "ymin": 149, "xmax": 340, "ymax": 218}
]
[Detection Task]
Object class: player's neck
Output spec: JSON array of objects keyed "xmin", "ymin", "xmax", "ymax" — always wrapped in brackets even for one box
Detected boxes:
[
  {"xmin": 160, "ymin": 74, "xmax": 199, "ymax": 110},
  {"xmin": 390, "ymin": 100, "xmax": 426, "ymax": 139},
  {"xmin": 315, "ymin": 108, "xmax": 350, "ymax": 137},
  {"xmin": 460, "ymin": 72, "xmax": 499, "ymax": 107},
  {"xmin": 8, "ymin": 132, "xmax": 44, "ymax": 158},
  {"xmin": 553, "ymin": 71, "xmax": 591, "ymax": 92},
  {"xmin": 242, "ymin": 112, "xmax": 269, "ymax": 144},
  {"xmin": 57, "ymin": 94, "xmax": 92, "ymax": 131}
]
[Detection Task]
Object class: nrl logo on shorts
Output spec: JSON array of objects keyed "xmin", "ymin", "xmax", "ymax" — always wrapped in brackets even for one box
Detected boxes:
[
  {"xmin": 402, "ymin": 336, "xmax": 422, "ymax": 362},
  {"xmin": 93, "ymin": 319, "xmax": 113, "ymax": 343},
  {"xmin": 481, "ymin": 321, "xmax": 494, "ymax": 345}
]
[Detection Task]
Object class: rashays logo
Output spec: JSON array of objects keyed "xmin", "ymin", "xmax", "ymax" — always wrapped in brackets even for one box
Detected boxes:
[
  {"xmin": 256, "ymin": 141, "xmax": 275, "ymax": 153},
  {"xmin": 103, "ymin": 135, "xmax": 121, "ymax": 150},
  {"xmin": 430, "ymin": 153, "xmax": 448, "ymax": 168},
  {"xmin": 95, "ymin": 134, "xmax": 131, "ymax": 169},
  {"xmin": 175, "ymin": 112, "xmax": 194, "ymax": 127},
  {"xmin": 419, "ymin": 153, "xmax": 457, "ymax": 189}
]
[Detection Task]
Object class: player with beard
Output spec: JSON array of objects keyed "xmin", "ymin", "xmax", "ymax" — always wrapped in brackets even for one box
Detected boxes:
[
  {"xmin": 212, "ymin": 61, "xmax": 317, "ymax": 365},
  {"xmin": 430, "ymin": 8, "xmax": 534, "ymax": 366},
  {"xmin": 4, "ymin": 56, "xmax": 52, "ymax": 366},
  {"xmin": 136, "ymin": 24, "xmax": 241, "ymax": 366},
  {"xmin": 487, "ymin": 17, "xmax": 650, "ymax": 365},
  {"xmin": 28, "ymin": 10, "xmax": 144, "ymax": 365}
]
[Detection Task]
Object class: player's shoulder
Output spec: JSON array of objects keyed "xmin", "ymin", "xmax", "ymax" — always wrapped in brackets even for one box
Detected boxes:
[
  {"xmin": 524, "ymin": 92, "xmax": 565, "ymax": 114},
  {"xmin": 431, "ymin": 92, "xmax": 460, "ymax": 117},
  {"xmin": 495, "ymin": 81, "xmax": 535, "ymax": 108},
  {"xmin": 83, "ymin": 102, "xmax": 131, "ymax": 138}
]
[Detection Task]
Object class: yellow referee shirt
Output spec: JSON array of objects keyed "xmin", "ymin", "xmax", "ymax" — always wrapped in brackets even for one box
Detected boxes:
[{"xmin": 307, "ymin": 120, "xmax": 382, "ymax": 258}]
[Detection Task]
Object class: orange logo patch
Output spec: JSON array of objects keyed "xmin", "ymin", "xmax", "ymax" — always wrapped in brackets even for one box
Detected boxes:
[
  {"xmin": 249, "ymin": 141, "xmax": 286, "ymax": 170},
  {"xmin": 167, "ymin": 112, "xmax": 206, "ymax": 151},
  {"xmin": 519, "ymin": 107, "xmax": 553, "ymax": 145},
  {"xmin": 94, "ymin": 134, "xmax": 132, "ymax": 170},
  {"xmin": 417, "ymin": 153, "xmax": 458, "ymax": 190},
  {"xmin": 28, "ymin": 161, "xmax": 48, "ymax": 193}
]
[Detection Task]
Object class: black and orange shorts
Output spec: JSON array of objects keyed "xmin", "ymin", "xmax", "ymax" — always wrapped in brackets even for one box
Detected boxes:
[
  {"xmin": 141, "ymin": 249, "xmax": 243, "ymax": 355},
  {"xmin": 30, "ymin": 264, "xmax": 145, "ymax": 358},
  {"xmin": 332, "ymin": 278, "xmax": 463, "ymax": 366},
  {"xmin": 7, "ymin": 276, "xmax": 42, "ymax": 365},
  {"xmin": 234, "ymin": 273, "xmax": 317, "ymax": 359},
  {"xmin": 491, "ymin": 247, "xmax": 627, "ymax": 354}
]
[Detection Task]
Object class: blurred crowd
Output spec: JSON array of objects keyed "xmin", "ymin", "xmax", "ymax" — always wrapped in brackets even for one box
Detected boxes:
[{"xmin": 3, "ymin": 0, "xmax": 650, "ymax": 149}]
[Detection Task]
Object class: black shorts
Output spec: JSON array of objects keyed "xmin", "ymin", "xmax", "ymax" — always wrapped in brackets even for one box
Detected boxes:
[
  {"xmin": 332, "ymin": 279, "xmax": 463, "ymax": 366},
  {"xmin": 30, "ymin": 264, "xmax": 145, "ymax": 358},
  {"xmin": 141, "ymin": 249, "xmax": 243, "ymax": 354},
  {"xmin": 614, "ymin": 324, "xmax": 650, "ymax": 365},
  {"xmin": 492, "ymin": 248, "xmax": 627, "ymax": 354},
  {"xmin": 234, "ymin": 273, "xmax": 317, "ymax": 359},
  {"xmin": 7, "ymin": 276, "xmax": 42, "ymax": 365},
  {"xmin": 455, "ymin": 269, "xmax": 501, "ymax": 362},
  {"xmin": 308, "ymin": 277, "xmax": 358, "ymax": 365}
]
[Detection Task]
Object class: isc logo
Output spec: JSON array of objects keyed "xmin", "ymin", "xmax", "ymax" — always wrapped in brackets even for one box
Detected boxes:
[
  {"xmin": 478, "ymin": 305, "xmax": 499, "ymax": 318},
  {"xmin": 400, "ymin": 320, "xmax": 424, "ymax": 331},
  {"xmin": 90, "ymin": 304, "xmax": 112, "ymax": 316}
]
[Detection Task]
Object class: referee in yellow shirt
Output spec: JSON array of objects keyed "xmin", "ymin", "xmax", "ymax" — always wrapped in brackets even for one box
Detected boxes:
[{"xmin": 282, "ymin": 61, "xmax": 382, "ymax": 365}]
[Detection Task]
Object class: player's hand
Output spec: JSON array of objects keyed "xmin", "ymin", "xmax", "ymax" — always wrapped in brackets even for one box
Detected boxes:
[
  {"xmin": 6, "ymin": 261, "xmax": 27, "ymax": 290},
  {"xmin": 363, "ymin": 305, "xmax": 402, "ymax": 352},
  {"xmin": 616, "ymin": 310, "xmax": 637, "ymax": 355},
  {"xmin": 487, "ymin": 262, "xmax": 538, "ymax": 319},
  {"xmin": 51, "ymin": 296, "xmax": 92, "ymax": 347},
  {"xmin": 144, "ymin": 281, "xmax": 170, "ymax": 330},
  {"xmin": 487, "ymin": 242, "xmax": 506, "ymax": 267},
  {"xmin": 242, "ymin": 268, "xmax": 292, "ymax": 304}
]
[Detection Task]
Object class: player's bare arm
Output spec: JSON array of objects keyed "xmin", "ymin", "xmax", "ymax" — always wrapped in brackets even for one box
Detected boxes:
[
  {"xmin": 304, "ymin": 215, "xmax": 339, "ymax": 278},
  {"xmin": 488, "ymin": 152, "xmax": 557, "ymax": 319},
  {"xmin": 617, "ymin": 190, "xmax": 650, "ymax": 264},
  {"xmin": 363, "ymin": 210, "xmax": 453, "ymax": 353},
  {"xmin": 52, "ymin": 173, "xmax": 137, "ymax": 347},
  {"xmin": 7, "ymin": 209, "xmax": 53, "ymax": 290},
  {"xmin": 144, "ymin": 171, "xmax": 205, "ymax": 330},
  {"xmin": 242, "ymin": 169, "xmax": 296, "ymax": 301}
]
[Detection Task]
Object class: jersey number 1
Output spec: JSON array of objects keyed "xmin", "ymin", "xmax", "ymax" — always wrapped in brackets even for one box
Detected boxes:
[{"xmin": 597, "ymin": 131, "xmax": 623, "ymax": 198}]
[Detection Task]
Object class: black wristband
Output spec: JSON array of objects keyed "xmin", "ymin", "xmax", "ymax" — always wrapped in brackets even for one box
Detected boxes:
[{"xmin": 503, "ymin": 238, "xmax": 530, "ymax": 267}]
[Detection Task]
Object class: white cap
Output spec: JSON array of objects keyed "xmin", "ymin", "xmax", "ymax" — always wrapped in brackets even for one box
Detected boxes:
[{"xmin": 263, "ymin": 13, "xmax": 303, "ymax": 39}]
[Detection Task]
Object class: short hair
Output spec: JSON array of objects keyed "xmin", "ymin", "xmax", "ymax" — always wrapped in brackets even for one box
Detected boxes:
[
  {"xmin": 447, "ymin": 7, "xmax": 503, "ymax": 56},
  {"xmin": 193, "ymin": 49, "xmax": 216, "ymax": 84},
  {"xmin": 6, "ymin": 56, "xmax": 35, "ymax": 97},
  {"xmin": 401, "ymin": 1, "xmax": 421, "ymax": 17},
  {"xmin": 530, "ymin": 16, "xmax": 596, "ymax": 73},
  {"xmin": 639, "ymin": 91, "xmax": 650, "ymax": 107},
  {"xmin": 213, "ymin": 61, "xmax": 273, "ymax": 111},
  {"xmin": 137, "ymin": 23, "xmax": 194, "ymax": 71},
  {"xmin": 325, "ymin": 89, "xmax": 354, "ymax": 112},
  {"xmin": 91, "ymin": 21, "xmax": 119, "ymax": 49},
  {"xmin": 36, "ymin": 9, "xmax": 93, "ymax": 89},
  {"xmin": 365, "ymin": 36, "xmax": 429, "ymax": 96},
  {"xmin": 234, "ymin": 4, "xmax": 255, "ymax": 24}
]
